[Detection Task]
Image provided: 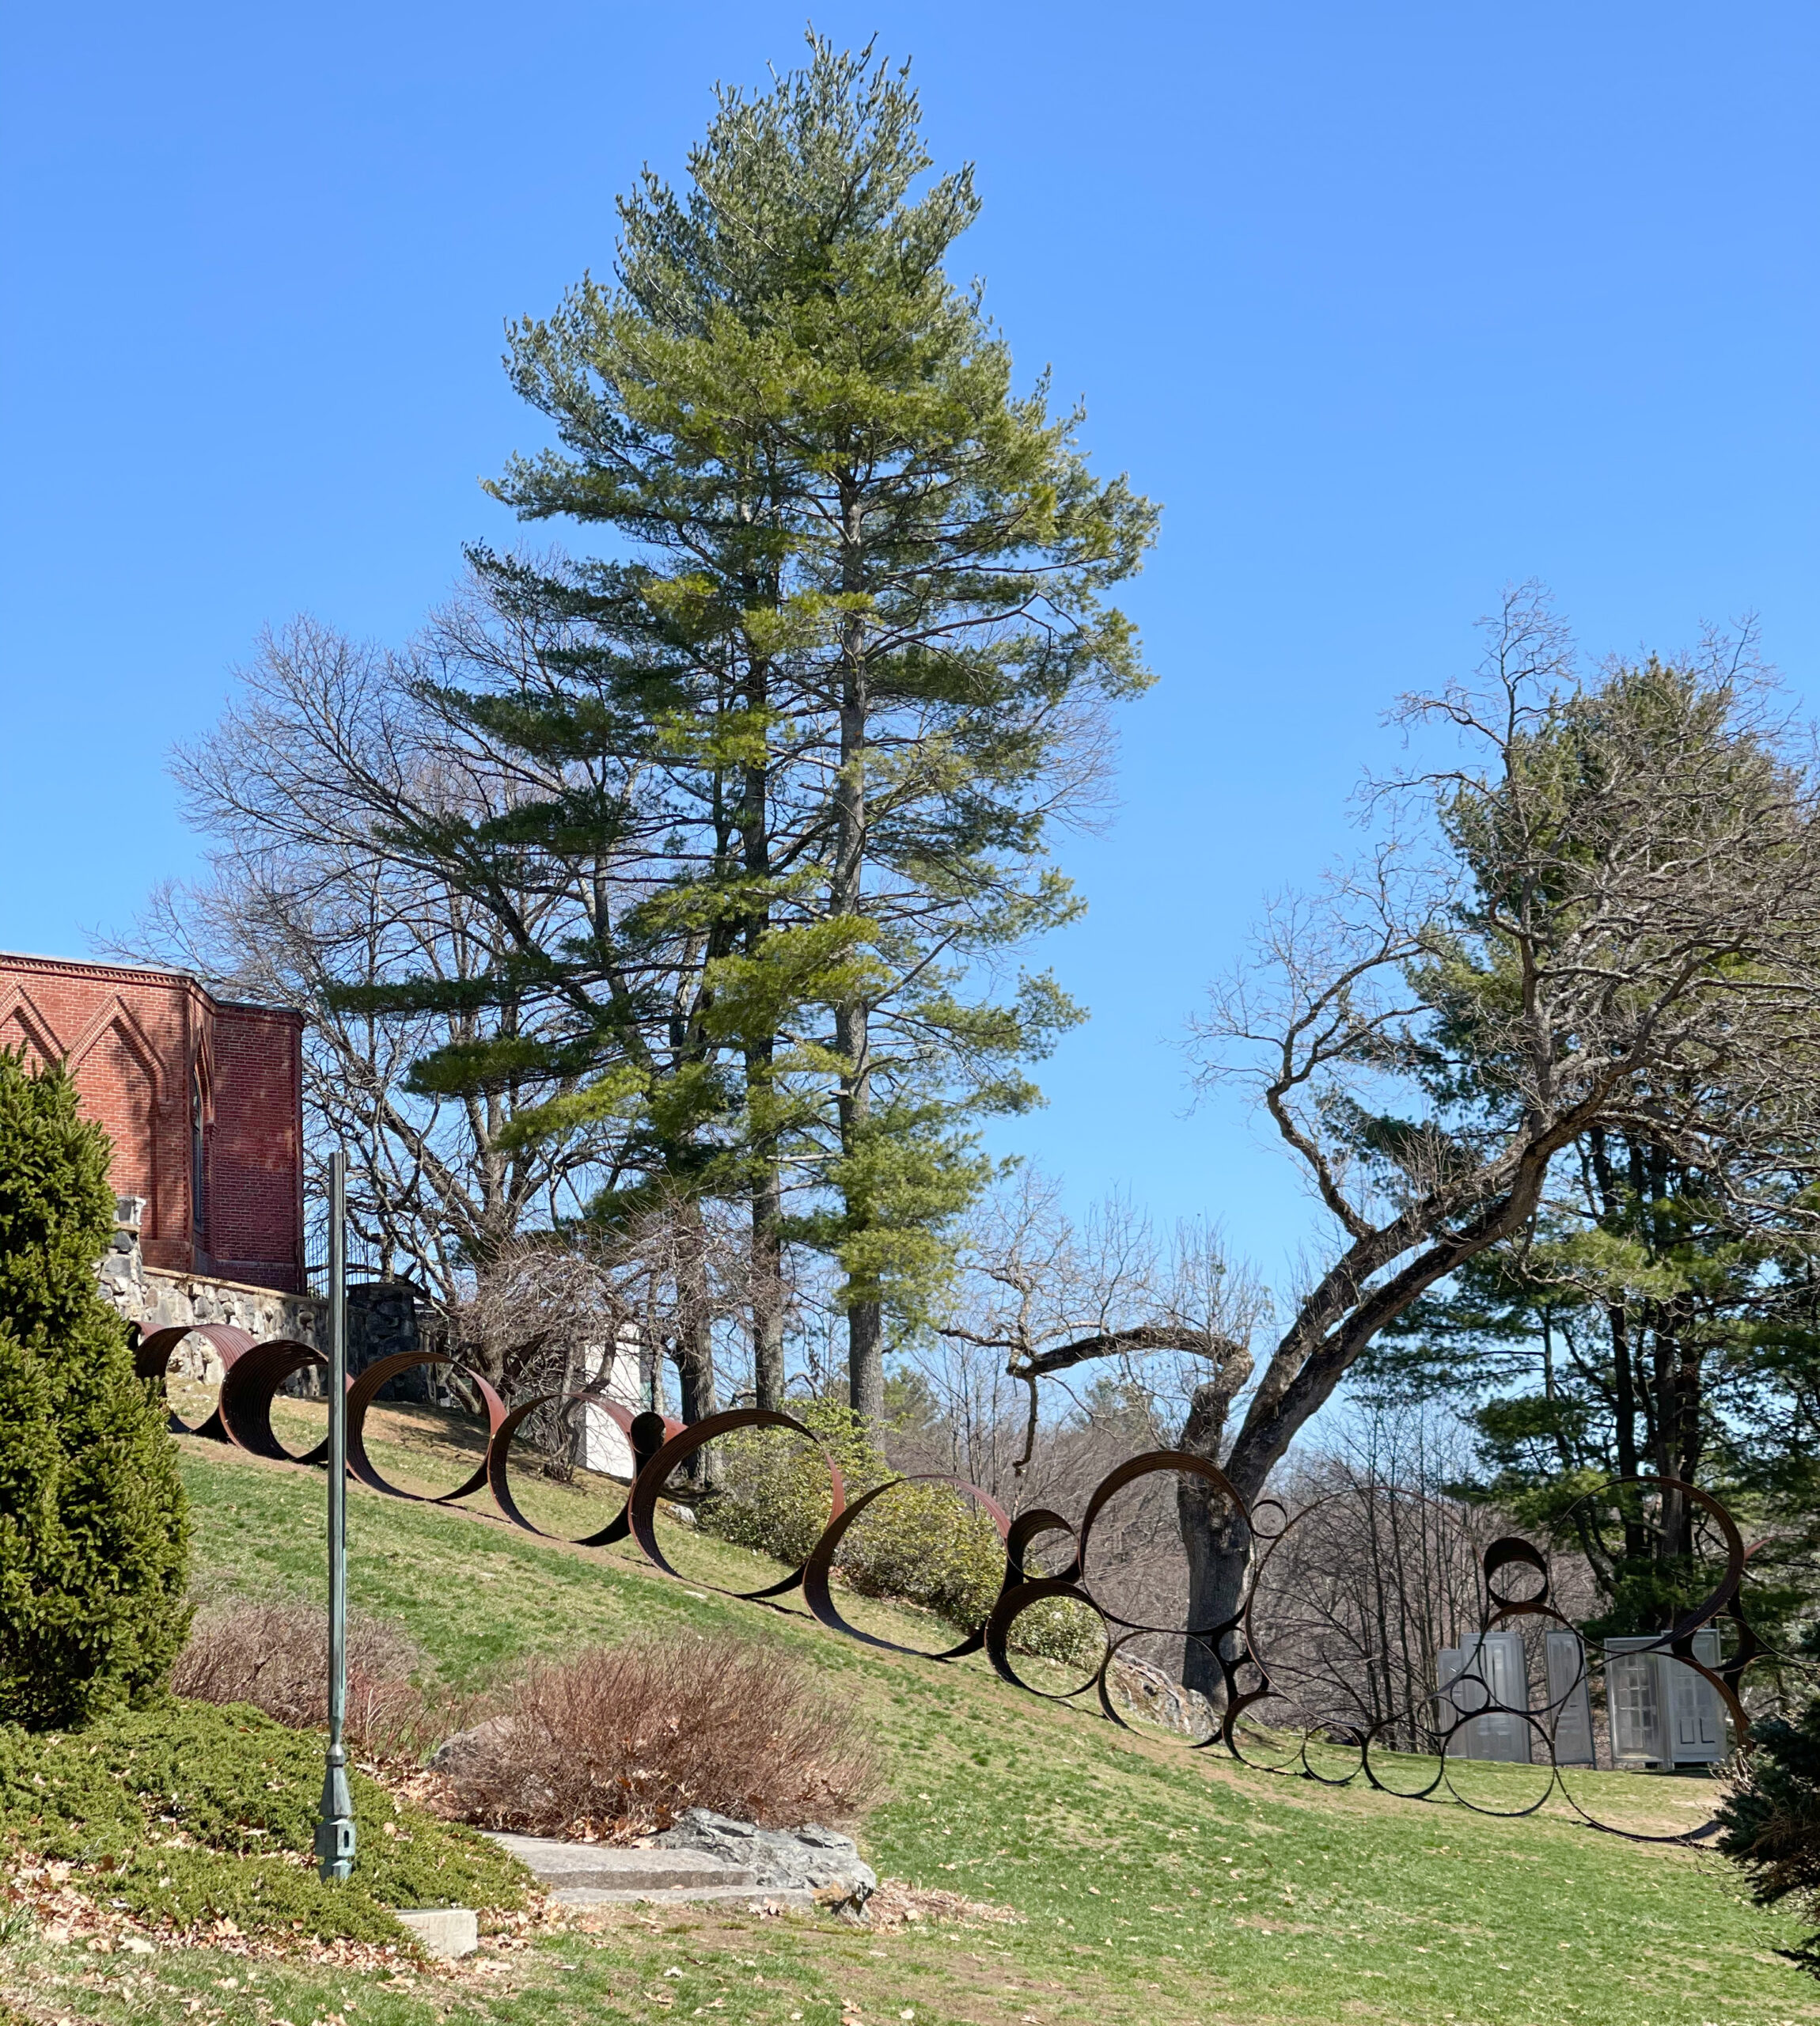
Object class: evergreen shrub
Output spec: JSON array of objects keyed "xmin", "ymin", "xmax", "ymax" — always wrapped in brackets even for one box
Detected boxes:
[
  {"xmin": 0, "ymin": 1051, "xmax": 191, "ymax": 1726},
  {"xmin": 700, "ymin": 1399, "xmax": 1104, "ymax": 1670},
  {"xmin": 1718, "ymin": 1698, "xmax": 1820, "ymax": 1974}
]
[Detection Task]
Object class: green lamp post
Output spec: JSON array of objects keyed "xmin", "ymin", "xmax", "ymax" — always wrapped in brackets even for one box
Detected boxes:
[{"xmin": 314, "ymin": 1148, "xmax": 357, "ymax": 1882}]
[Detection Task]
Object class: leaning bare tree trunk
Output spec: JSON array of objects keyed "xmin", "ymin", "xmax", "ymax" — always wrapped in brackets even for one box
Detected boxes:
[
  {"xmin": 1179, "ymin": 1493, "xmax": 1256, "ymax": 1702},
  {"xmin": 1174, "ymin": 1370, "xmax": 1255, "ymax": 1702}
]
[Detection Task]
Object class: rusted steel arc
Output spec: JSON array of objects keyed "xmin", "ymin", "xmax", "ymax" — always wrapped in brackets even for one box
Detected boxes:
[
  {"xmin": 1224, "ymin": 1486, "xmax": 1351, "ymax": 1757},
  {"xmin": 1360, "ymin": 1717, "xmax": 1447, "ymax": 1800},
  {"xmin": 1552, "ymin": 1474, "xmax": 1752, "ymax": 1827},
  {"xmin": 1482, "ymin": 1535, "xmax": 1550, "ymax": 1607},
  {"xmin": 1302, "ymin": 1724, "xmax": 1367, "ymax": 1788},
  {"xmin": 1075, "ymin": 1449, "xmax": 1251, "ymax": 1637},
  {"xmin": 345, "ymin": 1353, "xmax": 506, "ymax": 1503},
  {"xmin": 628, "ymin": 1407, "xmax": 847, "ymax": 1601},
  {"xmin": 481, "ymin": 1393, "xmax": 632, "ymax": 1547},
  {"xmin": 1440, "ymin": 1718, "xmax": 1555, "ymax": 1818},
  {"xmin": 1720, "ymin": 1592, "xmax": 1771, "ymax": 1699},
  {"xmin": 628, "ymin": 1409, "xmax": 684, "ymax": 1478},
  {"xmin": 135, "ymin": 1322, "xmax": 256, "ymax": 1440},
  {"xmin": 802, "ymin": 1474, "xmax": 1010, "ymax": 1661},
  {"xmin": 218, "ymin": 1337, "xmax": 331, "ymax": 1463},
  {"xmin": 1094, "ymin": 1629, "xmax": 1227, "ymax": 1751},
  {"xmin": 1553, "ymin": 1474, "xmax": 1746, "ymax": 1648},
  {"xmin": 982, "ymin": 1574, "xmax": 1109, "ymax": 1701},
  {"xmin": 1661, "ymin": 1477, "xmax": 1748, "ymax": 1644},
  {"xmin": 1004, "ymin": 1508, "xmax": 1079, "ymax": 1585}
]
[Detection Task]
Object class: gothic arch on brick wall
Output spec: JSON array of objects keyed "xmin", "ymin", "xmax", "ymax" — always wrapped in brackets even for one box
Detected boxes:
[
  {"xmin": 0, "ymin": 984, "xmax": 66, "ymax": 1070},
  {"xmin": 70, "ymin": 996, "xmax": 167, "ymax": 1237}
]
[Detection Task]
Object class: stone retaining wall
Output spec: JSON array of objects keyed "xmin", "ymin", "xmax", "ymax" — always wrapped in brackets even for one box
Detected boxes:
[{"xmin": 100, "ymin": 1195, "xmax": 323, "ymax": 1347}]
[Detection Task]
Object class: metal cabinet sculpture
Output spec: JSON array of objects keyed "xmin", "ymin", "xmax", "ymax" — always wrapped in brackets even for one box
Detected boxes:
[
  {"xmin": 1607, "ymin": 1629, "xmax": 1727, "ymax": 1769},
  {"xmin": 1438, "ymin": 1633, "xmax": 1533, "ymax": 1762},
  {"xmin": 1542, "ymin": 1630, "xmax": 1596, "ymax": 1767}
]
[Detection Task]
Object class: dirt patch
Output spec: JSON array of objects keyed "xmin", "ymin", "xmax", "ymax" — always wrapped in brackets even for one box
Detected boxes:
[{"xmin": 866, "ymin": 1880, "xmax": 1025, "ymax": 1931}]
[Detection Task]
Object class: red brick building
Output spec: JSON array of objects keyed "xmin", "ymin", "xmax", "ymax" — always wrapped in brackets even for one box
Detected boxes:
[{"xmin": 0, "ymin": 951, "xmax": 305, "ymax": 1295}]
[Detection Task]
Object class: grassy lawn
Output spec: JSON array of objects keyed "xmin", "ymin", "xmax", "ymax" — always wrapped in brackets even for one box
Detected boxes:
[{"xmin": 5, "ymin": 1430, "xmax": 1817, "ymax": 2026}]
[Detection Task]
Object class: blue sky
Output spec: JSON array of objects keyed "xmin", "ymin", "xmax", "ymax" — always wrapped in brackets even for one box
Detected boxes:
[{"xmin": 2, "ymin": 2, "xmax": 1815, "ymax": 1288}]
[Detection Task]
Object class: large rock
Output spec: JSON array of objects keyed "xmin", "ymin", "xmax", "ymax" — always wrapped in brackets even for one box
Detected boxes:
[
  {"xmin": 430, "ymin": 1715, "xmax": 519, "ymax": 1777},
  {"xmin": 654, "ymin": 1808, "xmax": 874, "ymax": 1913}
]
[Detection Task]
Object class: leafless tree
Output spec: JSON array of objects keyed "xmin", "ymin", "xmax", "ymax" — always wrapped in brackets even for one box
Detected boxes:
[
  {"xmin": 929, "ymin": 1171, "xmax": 1265, "ymax": 1485},
  {"xmin": 446, "ymin": 1199, "xmax": 754, "ymax": 1437},
  {"xmin": 116, "ymin": 575, "xmax": 666, "ymax": 1307},
  {"xmin": 1243, "ymin": 1411, "xmax": 1505, "ymax": 1747},
  {"xmin": 1158, "ymin": 589, "xmax": 1820, "ymax": 1691}
]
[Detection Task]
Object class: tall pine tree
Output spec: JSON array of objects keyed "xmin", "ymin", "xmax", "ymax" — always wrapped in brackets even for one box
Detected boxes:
[{"xmin": 443, "ymin": 34, "xmax": 1158, "ymax": 1414}]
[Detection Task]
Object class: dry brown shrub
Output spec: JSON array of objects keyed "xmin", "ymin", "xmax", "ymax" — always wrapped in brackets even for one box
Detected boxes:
[
  {"xmin": 171, "ymin": 1597, "xmax": 453, "ymax": 1761},
  {"xmin": 438, "ymin": 1637, "xmax": 878, "ymax": 1841}
]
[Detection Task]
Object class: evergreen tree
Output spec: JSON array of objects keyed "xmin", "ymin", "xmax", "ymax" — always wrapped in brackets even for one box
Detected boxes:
[
  {"xmin": 1718, "ymin": 1696, "xmax": 1820, "ymax": 1976},
  {"xmin": 0, "ymin": 1051, "xmax": 191, "ymax": 1728},
  {"xmin": 358, "ymin": 34, "xmax": 1157, "ymax": 1417}
]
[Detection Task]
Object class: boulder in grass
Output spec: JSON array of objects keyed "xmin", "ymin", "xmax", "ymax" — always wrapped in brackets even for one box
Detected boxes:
[
  {"xmin": 429, "ymin": 1716, "xmax": 519, "ymax": 1777},
  {"xmin": 653, "ymin": 1808, "xmax": 875, "ymax": 1914}
]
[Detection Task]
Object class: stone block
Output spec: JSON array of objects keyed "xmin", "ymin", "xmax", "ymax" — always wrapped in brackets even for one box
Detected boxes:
[
  {"xmin": 395, "ymin": 1907, "xmax": 477, "ymax": 1960},
  {"xmin": 481, "ymin": 1831, "xmax": 756, "ymax": 1891}
]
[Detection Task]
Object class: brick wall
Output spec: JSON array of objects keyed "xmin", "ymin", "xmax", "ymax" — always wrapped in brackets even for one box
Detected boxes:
[{"xmin": 0, "ymin": 951, "xmax": 305, "ymax": 1294}]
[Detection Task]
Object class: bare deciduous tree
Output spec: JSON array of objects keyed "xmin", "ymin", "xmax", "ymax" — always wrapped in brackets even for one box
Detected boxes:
[
  {"xmin": 1167, "ymin": 590, "xmax": 1820, "ymax": 1690},
  {"xmin": 117, "ymin": 602, "xmax": 635, "ymax": 1306},
  {"xmin": 931, "ymin": 1171, "xmax": 1263, "ymax": 1482}
]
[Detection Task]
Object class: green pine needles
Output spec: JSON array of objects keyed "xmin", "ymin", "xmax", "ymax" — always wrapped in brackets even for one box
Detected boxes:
[
  {"xmin": 0, "ymin": 1050, "xmax": 191, "ymax": 1728},
  {"xmin": 1719, "ymin": 1698, "xmax": 1820, "ymax": 1975}
]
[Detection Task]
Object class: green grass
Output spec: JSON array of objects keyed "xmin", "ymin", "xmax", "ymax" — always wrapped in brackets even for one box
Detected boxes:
[{"xmin": 4, "ymin": 1431, "xmax": 1818, "ymax": 2026}]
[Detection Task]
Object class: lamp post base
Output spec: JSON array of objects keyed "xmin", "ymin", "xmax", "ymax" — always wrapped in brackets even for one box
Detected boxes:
[{"xmin": 314, "ymin": 1748, "xmax": 357, "ymax": 1882}]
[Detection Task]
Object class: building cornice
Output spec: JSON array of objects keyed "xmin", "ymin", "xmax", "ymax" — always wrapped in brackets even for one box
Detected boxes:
[{"xmin": 0, "ymin": 950, "xmax": 305, "ymax": 1025}]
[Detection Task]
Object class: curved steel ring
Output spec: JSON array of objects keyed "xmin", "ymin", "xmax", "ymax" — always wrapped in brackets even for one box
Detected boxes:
[
  {"xmin": 218, "ymin": 1337, "xmax": 330, "ymax": 1463},
  {"xmin": 802, "ymin": 1473, "xmax": 1011, "ymax": 1660},
  {"xmin": 628, "ymin": 1407, "xmax": 846, "ymax": 1599},
  {"xmin": 346, "ymin": 1353, "xmax": 506, "ymax": 1502},
  {"xmin": 135, "ymin": 1322, "xmax": 256, "ymax": 1440}
]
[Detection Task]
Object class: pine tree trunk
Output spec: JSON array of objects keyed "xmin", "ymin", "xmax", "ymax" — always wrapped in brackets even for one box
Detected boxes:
[
  {"xmin": 672, "ymin": 1198, "xmax": 719, "ymax": 1484},
  {"xmin": 750, "ymin": 1149, "xmax": 787, "ymax": 1410},
  {"xmin": 739, "ymin": 652, "xmax": 786, "ymax": 1413},
  {"xmin": 847, "ymin": 1301, "xmax": 883, "ymax": 1422},
  {"xmin": 832, "ymin": 493, "xmax": 880, "ymax": 1421}
]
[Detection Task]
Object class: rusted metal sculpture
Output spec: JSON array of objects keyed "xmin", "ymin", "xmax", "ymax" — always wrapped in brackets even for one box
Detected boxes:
[{"xmin": 143, "ymin": 1334, "xmax": 1810, "ymax": 1842}]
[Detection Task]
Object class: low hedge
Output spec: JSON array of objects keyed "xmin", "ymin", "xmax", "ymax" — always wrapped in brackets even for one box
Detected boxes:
[{"xmin": 0, "ymin": 1701, "xmax": 525, "ymax": 1943}]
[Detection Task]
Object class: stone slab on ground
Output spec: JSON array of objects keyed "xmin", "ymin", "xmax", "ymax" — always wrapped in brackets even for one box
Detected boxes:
[
  {"xmin": 548, "ymin": 1882, "xmax": 817, "ymax": 1910},
  {"xmin": 653, "ymin": 1810, "xmax": 874, "ymax": 1912},
  {"xmin": 482, "ymin": 1832, "xmax": 757, "ymax": 1893},
  {"xmin": 396, "ymin": 1908, "xmax": 478, "ymax": 1960}
]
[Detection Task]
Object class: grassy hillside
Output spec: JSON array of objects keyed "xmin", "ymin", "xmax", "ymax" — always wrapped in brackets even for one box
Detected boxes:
[{"xmin": 5, "ymin": 1430, "xmax": 1817, "ymax": 2026}]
